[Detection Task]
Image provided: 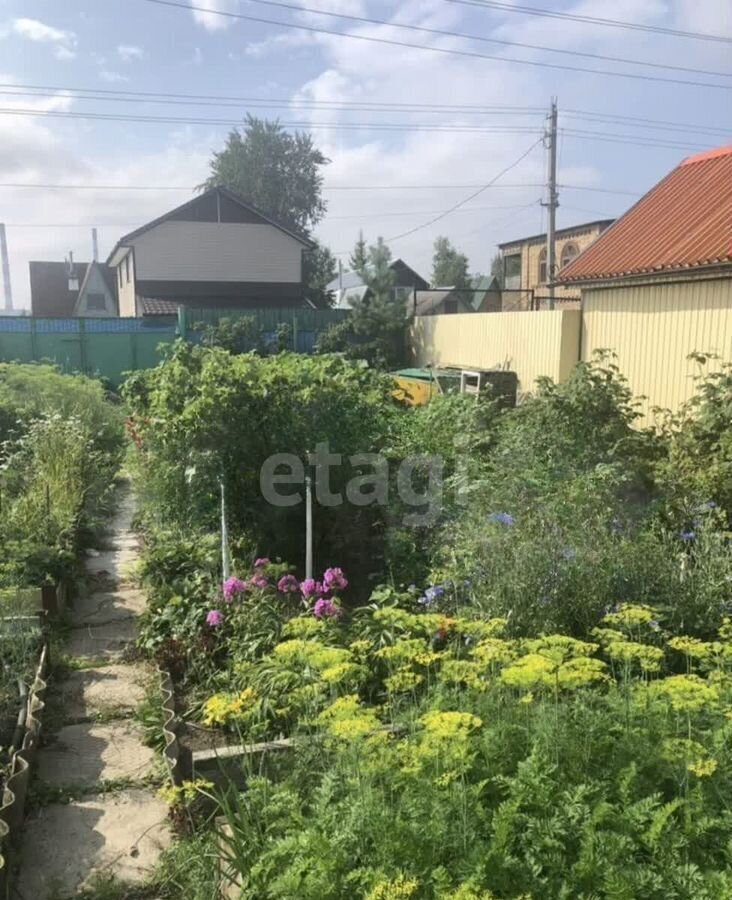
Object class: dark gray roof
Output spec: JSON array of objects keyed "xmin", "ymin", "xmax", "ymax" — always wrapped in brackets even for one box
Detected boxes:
[{"xmin": 29, "ymin": 261, "xmax": 117, "ymax": 317}]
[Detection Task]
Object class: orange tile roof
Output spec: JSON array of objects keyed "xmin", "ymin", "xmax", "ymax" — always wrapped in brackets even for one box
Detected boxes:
[{"xmin": 557, "ymin": 145, "xmax": 732, "ymax": 284}]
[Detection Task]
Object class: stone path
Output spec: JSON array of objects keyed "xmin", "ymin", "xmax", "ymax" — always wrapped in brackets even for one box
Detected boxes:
[{"xmin": 15, "ymin": 485, "xmax": 171, "ymax": 899}]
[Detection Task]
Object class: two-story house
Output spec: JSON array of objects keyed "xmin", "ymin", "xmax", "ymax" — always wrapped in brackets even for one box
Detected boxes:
[
  {"xmin": 106, "ymin": 187, "xmax": 314, "ymax": 316},
  {"xmin": 498, "ymin": 219, "xmax": 614, "ymax": 309}
]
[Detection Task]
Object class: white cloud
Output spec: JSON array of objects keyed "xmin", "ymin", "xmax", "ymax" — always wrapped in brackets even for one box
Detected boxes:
[
  {"xmin": 192, "ymin": 47, "xmax": 204, "ymax": 65},
  {"xmin": 100, "ymin": 70, "xmax": 131, "ymax": 84},
  {"xmin": 191, "ymin": 0, "xmax": 239, "ymax": 32},
  {"xmin": 8, "ymin": 17, "xmax": 77, "ymax": 60},
  {"xmin": 117, "ymin": 44, "xmax": 144, "ymax": 62}
]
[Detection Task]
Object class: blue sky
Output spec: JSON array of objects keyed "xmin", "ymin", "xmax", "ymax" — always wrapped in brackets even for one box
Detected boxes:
[{"xmin": 0, "ymin": 0, "xmax": 730, "ymax": 306}]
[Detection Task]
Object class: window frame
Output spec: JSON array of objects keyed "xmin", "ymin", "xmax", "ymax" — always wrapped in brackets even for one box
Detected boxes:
[
  {"xmin": 538, "ymin": 247, "xmax": 547, "ymax": 284},
  {"xmin": 560, "ymin": 241, "xmax": 580, "ymax": 270}
]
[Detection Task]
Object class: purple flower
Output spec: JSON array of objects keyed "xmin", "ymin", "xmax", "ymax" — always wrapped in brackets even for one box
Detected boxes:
[
  {"xmin": 300, "ymin": 578, "xmax": 323, "ymax": 599},
  {"xmin": 323, "ymin": 567, "xmax": 348, "ymax": 592},
  {"xmin": 277, "ymin": 574, "xmax": 300, "ymax": 594},
  {"xmin": 250, "ymin": 573, "xmax": 269, "ymax": 589},
  {"xmin": 488, "ymin": 512, "xmax": 515, "ymax": 526},
  {"xmin": 223, "ymin": 577, "xmax": 247, "ymax": 601},
  {"xmin": 254, "ymin": 557, "xmax": 271, "ymax": 569},
  {"xmin": 418, "ymin": 585, "xmax": 445, "ymax": 607},
  {"xmin": 680, "ymin": 530, "xmax": 696, "ymax": 542},
  {"xmin": 206, "ymin": 609, "xmax": 224, "ymax": 627},
  {"xmin": 313, "ymin": 598, "xmax": 342, "ymax": 619}
]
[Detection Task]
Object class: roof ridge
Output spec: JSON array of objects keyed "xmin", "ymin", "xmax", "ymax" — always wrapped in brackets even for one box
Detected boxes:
[{"xmin": 681, "ymin": 144, "xmax": 732, "ymax": 166}]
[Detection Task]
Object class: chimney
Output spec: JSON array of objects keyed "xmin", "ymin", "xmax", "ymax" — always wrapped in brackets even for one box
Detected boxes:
[
  {"xmin": 92, "ymin": 228, "xmax": 99, "ymax": 262},
  {"xmin": 66, "ymin": 251, "xmax": 79, "ymax": 292},
  {"xmin": 0, "ymin": 224, "xmax": 12, "ymax": 311}
]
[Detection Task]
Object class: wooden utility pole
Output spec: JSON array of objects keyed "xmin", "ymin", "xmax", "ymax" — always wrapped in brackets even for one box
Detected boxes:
[
  {"xmin": 542, "ymin": 99, "xmax": 559, "ymax": 310},
  {"xmin": 0, "ymin": 224, "xmax": 12, "ymax": 311}
]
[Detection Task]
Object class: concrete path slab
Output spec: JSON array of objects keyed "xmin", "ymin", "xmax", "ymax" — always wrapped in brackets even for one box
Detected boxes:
[
  {"xmin": 15, "ymin": 790, "xmax": 171, "ymax": 899},
  {"xmin": 16, "ymin": 483, "xmax": 171, "ymax": 898},
  {"xmin": 67, "ymin": 619, "xmax": 138, "ymax": 660},
  {"xmin": 37, "ymin": 722, "xmax": 156, "ymax": 787},
  {"xmin": 55, "ymin": 664, "xmax": 148, "ymax": 722},
  {"xmin": 72, "ymin": 588, "xmax": 146, "ymax": 625}
]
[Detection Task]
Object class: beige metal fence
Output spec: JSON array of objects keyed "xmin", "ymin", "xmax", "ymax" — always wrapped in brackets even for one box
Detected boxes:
[{"xmin": 409, "ymin": 309, "xmax": 581, "ymax": 398}]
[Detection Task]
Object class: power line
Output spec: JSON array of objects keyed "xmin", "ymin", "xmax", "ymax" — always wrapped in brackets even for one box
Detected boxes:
[
  {"xmin": 0, "ymin": 108, "xmax": 714, "ymax": 151},
  {"xmin": 0, "ymin": 181, "xmax": 644, "ymax": 195},
  {"xmin": 206, "ymin": 0, "xmax": 732, "ymax": 79},
  {"xmin": 2, "ymin": 84, "xmax": 726, "ymax": 138},
  {"xmin": 386, "ymin": 138, "xmax": 542, "ymax": 242},
  {"xmin": 140, "ymin": 0, "xmax": 732, "ymax": 90},
  {"xmin": 0, "ymin": 106, "xmax": 546, "ymax": 133},
  {"xmin": 442, "ymin": 0, "xmax": 732, "ymax": 44},
  {"xmin": 3, "ymin": 203, "xmax": 534, "ymax": 229},
  {"xmin": 3, "ymin": 85, "xmax": 728, "ymax": 140}
]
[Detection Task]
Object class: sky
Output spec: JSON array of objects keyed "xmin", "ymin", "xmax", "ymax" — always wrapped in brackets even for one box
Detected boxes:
[{"xmin": 0, "ymin": 0, "xmax": 730, "ymax": 308}]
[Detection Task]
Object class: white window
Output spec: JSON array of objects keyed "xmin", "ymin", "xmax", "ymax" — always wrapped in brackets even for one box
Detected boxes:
[{"xmin": 560, "ymin": 242, "xmax": 580, "ymax": 269}]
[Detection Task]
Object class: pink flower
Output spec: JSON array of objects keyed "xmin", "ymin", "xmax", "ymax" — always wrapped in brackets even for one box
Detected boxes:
[
  {"xmin": 277, "ymin": 574, "xmax": 300, "ymax": 594},
  {"xmin": 223, "ymin": 577, "xmax": 247, "ymax": 601},
  {"xmin": 313, "ymin": 598, "xmax": 342, "ymax": 619},
  {"xmin": 250, "ymin": 574, "xmax": 269, "ymax": 589},
  {"xmin": 206, "ymin": 609, "xmax": 224, "ymax": 627},
  {"xmin": 254, "ymin": 557, "xmax": 271, "ymax": 569},
  {"xmin": 300, "ymin": 578, "xmax": 323, "ymax": 599},
  {"xmin": 323, "ymin": 567, "xmax": 348, "ymax": 592}
]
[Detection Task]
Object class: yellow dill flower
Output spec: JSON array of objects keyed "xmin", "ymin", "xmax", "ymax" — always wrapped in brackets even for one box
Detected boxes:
[
  {"xmin": 651, "ymin": 674, "xmax": 719, "ymax": 712},
  {"xmin": 591, "ymin": 626, "xmax": 627, "ymax": 646},
  {"xmin": 348, "ymin": 639, "xmax": 373, "ymax": 657},
  {"xmin": 602, "ymin": 603, "xmax": 658, "ymax": 629},
  {"xmin": 318, "ymin": 694, "xmax": 381, "ymax": 740},
  {"xmin": 385, "ymin": 667, "xmax": 424, "ymax": 693},
  {"xmin": 372, "ymin": 607, "xmax": 421, "ymax": 632},
  {"xmin": 202, "ymin": 690, "xmax": 258, "ymax": 727},
  {"xmin": 667, "ymin": 636, "xmax": 714, "ymax": 660},
  {"xmin": 519, "ymin": 692, "xmax": 534, "ymax": 705},
  {"xmin": 719, "ymin": 618, "xmax": 732, "ymax": 642},
  {"xmin": 272, "ymin": 638, "xmax": 311, "ymax": 661},
  {"xmin": 321, "ymin": 662, "xmax": 365, "ymax": 685},
  {"xmin": 419, "ymin": 710, "xmax": 482, "ymax": 740},
  {"xmin": 606, "ymin": 639, "xmax": 665, "ymax": 673},
  {"xmin": 434, "ymin": 769, "xmax": 461, "ymax": 788},
  {"xmin": 500, "ymin": 653, "xmax": 555, "ymax": 690},
  {"xmin": 524, "ymin": 634, "xmax": 597, "ymax": 662},
  {"xmin": 459, "ymin": 618, "xmax": 508, "ymax": 640},
  {"xmin": 158, "ymin": 778, "xmax": 214, "ymax": 806},
  {"xmin": 438, "ymin": 659, "xmax": 487, "ymax": 691},
  {"xmin": 688, "ymin": 758, "xmax": 718, "ymax": 777},
  {"xmin": 366, "ymin": 875, "xmax": 419, "ymax": 900},
  {"xmin": 281, "ymin": 616, "xmax": 326, "ymax": 639},
  {"xmin": 470, "ymin": 637, "xmax": 517, "ymax": 666},
  {"xmin": 414, "ymin": 650, "xmax": 445, "ymax": 667},
  {"xmin": 661, "ymin": 737, "xmax": 706, "ymax": 762},
  {"xmin": 556, "ymin": 656, "xmax": 608, "ymax": 689},
  {"xmin": 376, "ymin": 639, "xmax": 429, "ymax": 664}
]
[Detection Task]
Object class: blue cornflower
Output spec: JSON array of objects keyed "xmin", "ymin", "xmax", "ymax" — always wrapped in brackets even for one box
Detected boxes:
[
  {"xmin": 418, "ymin": 584, "xmax": 445, "ymax": 606},
  {"xmin": 649, "ymin": 620, "xmax": 660, "ymax": 631},
  {"xmin": 561, "ymin": 547, "xmax": 577, "ymax": 561},
  {"xmin": 488, "ymin": 512, "xmax": 515, "ymax": 526},
  {"xmin": 680, "ymin": 530, "xmax": 696, "ymax": 542}
]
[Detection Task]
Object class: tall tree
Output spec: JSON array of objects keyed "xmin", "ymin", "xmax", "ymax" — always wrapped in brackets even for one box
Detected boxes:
[
  {"xmin": 490, "ymin": 252, "xmax": 505, "ymax": 288},
  {"xmin": 431, "ymin": 236, "xmax": 470, "ymax": 289},
  {"xmin": 303, "ymin": 241, "xmax": 337, "ymax": 308},
  {"xmin": 350, "ymin": 230, "xmax": 368, "ymax": 279},
  {"xmin": 203, "ymin": 115, "xmax": 329, "ymax": 233},
  {"xmin": 204, "ymin": 115, "xmax": 335, "ymax": 305}
]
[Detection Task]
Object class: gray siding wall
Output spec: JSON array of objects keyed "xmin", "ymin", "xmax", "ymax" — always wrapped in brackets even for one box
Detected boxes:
[{"xmin": 131, "ymin": 222, "xmax": 303, "ymax": 284}]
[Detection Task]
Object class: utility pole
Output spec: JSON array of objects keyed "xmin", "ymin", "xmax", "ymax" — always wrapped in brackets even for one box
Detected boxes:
[
  {"xmin": 542, "ymin": 98, "xmax": 559, "ymax": 310},
  {"xmin": 0, "ymin": 224, "xmax": 12, "ymax": 311}
]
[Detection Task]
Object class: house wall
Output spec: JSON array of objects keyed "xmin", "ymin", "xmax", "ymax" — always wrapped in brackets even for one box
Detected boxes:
[
  {"xmin": 117, "ymin": 251, "xmax": 137, "ymax": 317},
  {"xmin": 75, "ymin": 265, "xmax": 117, "ymax": 317},
  {"xmin": 410, "ymin": 309, "xmax": 581, "ymax": 397},
  {"xmin": 582, "ymin": 275, "xmax": 732, "ymax": 425},
  {"xmin": 130, "ymin": 222, "xmax": 303, "ymax": 284},
  {"xmin": 503, "ymin": 225, "xmax": 607, "ymax": 305}
]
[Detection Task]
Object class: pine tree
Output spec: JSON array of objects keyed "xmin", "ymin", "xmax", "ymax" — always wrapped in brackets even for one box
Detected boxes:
[
  {"xmin": 349, "ymin": 231, "xmax": 369, "ymax": 278},
  {"xmin": 431, "ymin": 236, "xmax": 470, "ymax": 289}
]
